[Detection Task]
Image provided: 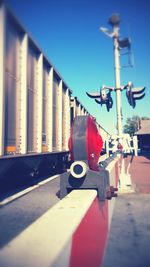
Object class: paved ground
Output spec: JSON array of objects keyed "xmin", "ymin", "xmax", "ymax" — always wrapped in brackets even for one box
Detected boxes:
[
  {"xmin": 0, "ymin": 176, "xmax": 60, "ymax": 248},
  {"xmin": 103, "ymin": 153, "xmax": 150, "ymax": 267},
  {"xmin": 126, "ymin": 153, "xmax": 150, "ymax": 193}
]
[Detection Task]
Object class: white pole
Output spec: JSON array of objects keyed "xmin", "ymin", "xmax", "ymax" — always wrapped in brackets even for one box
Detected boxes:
[{"xmin": 113, "ymin": 25, "xmax": 122, "ymax": 140}]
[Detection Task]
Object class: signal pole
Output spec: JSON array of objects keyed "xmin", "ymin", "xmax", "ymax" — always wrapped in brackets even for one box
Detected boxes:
[
  {"xmin": 87, "ymin": 13, "xmax": 145, "ymax": 146},
  {"xmin": 108, "ymin": 15, "xmax": 123, "ymax": 140}
]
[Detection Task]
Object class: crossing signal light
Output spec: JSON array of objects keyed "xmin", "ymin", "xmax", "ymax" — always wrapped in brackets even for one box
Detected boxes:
[
  {"xmin": 126, "ymin": 83, "xmax": 145, "ymax": 108},
  {"xmin": 86, "ymin": 91, "xmax": 101, "ymax": 99},
  {"xmin": 86, "ymin": 89, "xmax": 113, "ymax": 112},
  {"xmin": 100, "ymin": 88, "xmax": 107, "ymax": 100},
  {"xmin": 95, "ymin": 92, "xmax": 113, "ymax": 112},
  {"xmin": 106, "ymin": 92, "xmax": 113, "ymax": 111}
]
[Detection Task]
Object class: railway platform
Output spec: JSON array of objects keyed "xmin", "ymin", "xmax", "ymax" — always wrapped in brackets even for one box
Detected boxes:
[
  {"xmin": 0, "ymin": 155, "xmax": 150, "ymax": 267},
  {"xmin": 0, "ymin": 153, "xmax": 150, "ymax": 267},
  {"xmin": 103, "ymin": 153, "xmax": 150, "ymax": 267}
]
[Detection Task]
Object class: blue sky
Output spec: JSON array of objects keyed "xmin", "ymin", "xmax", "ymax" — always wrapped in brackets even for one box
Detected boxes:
[{"xmin": 6, "ymin": 0, "xmax": 150, "ymax": 134}]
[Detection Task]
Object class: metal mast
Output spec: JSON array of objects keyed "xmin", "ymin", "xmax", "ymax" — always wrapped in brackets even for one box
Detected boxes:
[
  {"xmin": 108, "ymin": 14, "xmax": 122, "ymax": 139},
  {"xmin": 87, "ymin": 13, "xmax": 145, "ymax": 147}
]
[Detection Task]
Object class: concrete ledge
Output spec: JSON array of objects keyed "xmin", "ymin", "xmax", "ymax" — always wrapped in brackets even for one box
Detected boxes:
[
  {"xmin": 0, "ymin": 190, "xmax": 97, "ymax": 267},
  {"xmin": 106, "ymin": 156, "xmax": 119, "ymax": 172},
  {"xmin": 0, "ymin": 157, "xmax": 120, "ymax": 267}
]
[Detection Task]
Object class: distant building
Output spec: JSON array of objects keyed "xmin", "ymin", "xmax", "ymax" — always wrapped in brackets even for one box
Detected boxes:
[{"xmin": 135, "ymin": 120, "xmax": 150, "ymax": 151}]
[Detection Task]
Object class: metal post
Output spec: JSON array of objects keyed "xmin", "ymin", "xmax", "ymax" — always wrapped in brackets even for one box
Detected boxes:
[
  {"xmin": 56, "ymin": 79, "xmax": 63, "ymax": 151},
  {"xmin": 100, "ymin": 14, "xmax": 123, "ymax": 141},
  {"xmin": 113, "ymin": 26, "xmax": 122, "ymax": 139},
  {"xmin": 47, "ymin": 67, "xmax": 53, "ymax": 152},
  {"xmin": 19, "ymin": 34, "xmax": 28, "ymax": 154},
  {"xmin": 0, "ymin": 4, "xmax": 5, "ymax": 156},
  {"xmin": 35, "ymin": 53, "xmax": 43, "ymax": 153}
]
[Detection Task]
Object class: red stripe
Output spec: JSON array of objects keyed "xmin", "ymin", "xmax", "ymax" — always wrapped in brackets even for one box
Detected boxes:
[
  {"xmin": 115, "ymin": 161, "xmax": 119, "ymax": 187},
  {"xmin": 86, "ymin": 116, "xmax": 103, "ymax": 171},
  {"xmin": 70, "ymin": 197, "xmax": 108, "ymax": 267}
]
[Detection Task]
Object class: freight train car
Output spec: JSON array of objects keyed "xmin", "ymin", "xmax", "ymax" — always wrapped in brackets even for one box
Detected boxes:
[
  {"xmin": 70, "ymin": 97, "xmax": 90, "ymax": 123},
  {"xmin": 0, "ymin": 2, "xmax": 109, "ymax": 180}
]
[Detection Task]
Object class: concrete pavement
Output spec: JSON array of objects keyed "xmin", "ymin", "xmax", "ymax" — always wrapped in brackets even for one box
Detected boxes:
[
  {"xmin": 103, "ymin": 154, "xmax": 150, "ymax": 267},
  {"xmin": 0, "ymin": 176, "xmax": 60, "ymax": 248}
]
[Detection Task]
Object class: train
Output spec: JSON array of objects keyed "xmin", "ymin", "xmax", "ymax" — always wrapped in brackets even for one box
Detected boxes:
[{"xmin": 0, "ymin": 2, "xmax": 110, "ymax": 180}]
